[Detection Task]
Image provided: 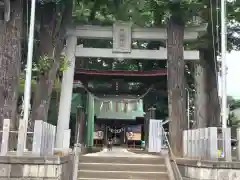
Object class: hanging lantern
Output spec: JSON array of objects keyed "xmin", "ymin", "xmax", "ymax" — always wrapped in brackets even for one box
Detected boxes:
[
  {"xmin": 115, "ymin": 101, "xmax": 119, "ymax": 112},
  {"xmin": 124, "ymin": 101, "xmax": 128, "ymax": 113}
]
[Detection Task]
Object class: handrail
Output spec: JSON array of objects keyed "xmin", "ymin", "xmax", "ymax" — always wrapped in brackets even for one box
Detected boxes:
[{"xmin": 161, "ymin": 126, "xmax": 183, "ymax": 180}]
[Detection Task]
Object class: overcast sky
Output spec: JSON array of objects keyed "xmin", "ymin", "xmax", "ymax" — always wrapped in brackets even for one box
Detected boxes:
[{"xmin": 218, "ymin": 51, "xmax": 240, "ymax": 99}]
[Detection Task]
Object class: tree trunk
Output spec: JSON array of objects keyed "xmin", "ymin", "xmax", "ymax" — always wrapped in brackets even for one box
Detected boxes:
[
  {"xmin": 194, "ymin": 49, "xmax": 220, "ymax": 128},
  {"xmin": 167, "ymin": 16, "xmax": 187, "ymax": 157},
  {"xmin": 199, "ymin": 0, "xmax": 220, "ymax": 127},
  {"xmin": 0, "ymin": 0, "xmax": 22, "ymax": 148},
  {"xmin": 31, "ymin": 1, "xmax": 73, "ymax": 123},
  {"xmin": 205, "ymin": 6, "xmax": 220, "ymax": 127},
  {"xmin": 194, "ymin": 52, "xmax": 208, "ymax": 128},
  {"xmin": 203, "ymin": 49, "xmax": 220, "ymax": 127}
]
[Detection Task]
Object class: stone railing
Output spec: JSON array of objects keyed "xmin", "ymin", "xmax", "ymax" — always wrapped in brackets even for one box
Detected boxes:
[
  {"xmin": 0, "ymin": 119, "xmax": 56, "ymax": 156},
  {"xmin": 0, "ymin": 154, "xmax": 74, "ymax": 180},
  {"xmin": 183, "ymin": 127, "xmax": 239, "ymax": 161},
  {"xmin": 176, "ymin": 158, "xmax": 240, "ymax": 180},
  {"xmin": 0, "ymin": 119, "xmax": 79, "ymax": 180}
]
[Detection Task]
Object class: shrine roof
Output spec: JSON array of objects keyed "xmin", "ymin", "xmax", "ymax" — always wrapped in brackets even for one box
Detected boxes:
[
  {"xmin": 74, "ymin": 68, "xmax": 167, "ymax": 76},
  {"xmin": 74, "ymin": 68, "xmax": 167, "ymax": 83},
  {"xmin": 73, "ymin": 80, "xmax": 167, "ymax": 96},
  {"xmin": 73, "ymin": 68, "xmax": 167, "ymax": 95}
]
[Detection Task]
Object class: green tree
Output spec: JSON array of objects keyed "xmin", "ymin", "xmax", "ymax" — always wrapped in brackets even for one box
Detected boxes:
[
  {"xmin": 229, "ymin": 98, "xmax": 240, "ymax": 127},
  {"xmin": 30, "ymin": 0, "xmax": 74, "ymax": 123}
]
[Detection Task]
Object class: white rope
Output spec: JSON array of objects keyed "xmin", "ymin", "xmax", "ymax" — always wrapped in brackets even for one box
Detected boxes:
[{"xmin": 106, "ymin": 126, "xmax": 125, "ymax": 133}]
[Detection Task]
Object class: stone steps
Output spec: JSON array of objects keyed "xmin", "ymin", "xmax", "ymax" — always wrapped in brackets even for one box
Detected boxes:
[
  {"xmin": 78, "ymin": 154, "xmax": 171, "ymax": 180},
  {"xmin": 78, "ymin": 170, "xmax": 169, "ymax": 180},
  {"xmin": 79, "ymin": 162, "xmax": 167, "ymax": 172},
  {"xmin": 79, "ymin": 155, "xmax": 165, "ymax": 164}
]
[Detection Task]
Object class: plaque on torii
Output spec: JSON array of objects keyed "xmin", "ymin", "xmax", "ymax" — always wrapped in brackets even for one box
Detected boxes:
[{"xmin": 112, "ymin": 22, "xmax": 132, "ymax": 53}]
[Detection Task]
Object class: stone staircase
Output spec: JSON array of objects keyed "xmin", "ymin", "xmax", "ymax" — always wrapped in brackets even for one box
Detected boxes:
[{"xmin": 78, "ymin": 149, "xmax": 173, "ymax": 180}]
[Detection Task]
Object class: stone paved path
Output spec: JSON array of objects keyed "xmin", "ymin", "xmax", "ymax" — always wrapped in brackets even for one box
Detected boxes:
[{"xmin": 83, "ymin": 147, "xmax": 158, "ymax": 158}]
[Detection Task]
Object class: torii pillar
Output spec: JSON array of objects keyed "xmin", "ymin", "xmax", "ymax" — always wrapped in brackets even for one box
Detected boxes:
[{"xmin": 55, "ymin": 35, "xmax": 77, "ymax": 149}]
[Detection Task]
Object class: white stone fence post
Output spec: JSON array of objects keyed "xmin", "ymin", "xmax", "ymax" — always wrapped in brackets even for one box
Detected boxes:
[
  {"xmin": 237, "ymin": 128, "xmax": 240, "ymax": 160},
  {"xmin": 0, "ymin": 119, "xmax": 10, "ymax": 156},
  {"xmin": 0, "ymin": 119, "xmax": 56, "ymax": 156},
  {"xmin": 32, "ymin": 120, "xmax": 56, "ymax": 156},
  {"xmin": 183, "ymin": 127, "xmax": 232, "ymax": 161}
]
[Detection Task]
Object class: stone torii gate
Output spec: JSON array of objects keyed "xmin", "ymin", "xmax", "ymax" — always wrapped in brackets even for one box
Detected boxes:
[{"xmin": 55, "ymin": 22, "xmax": 205, "ymax": 149}]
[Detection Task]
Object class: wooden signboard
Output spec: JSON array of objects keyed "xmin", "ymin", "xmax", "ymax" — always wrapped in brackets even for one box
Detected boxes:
[
  {"xmin": 126, "ymin": 125, "xmax": 141, "ymax": 140},
  {"xmin": 94, "ymin": 131, "xmax": 104, "ymax": 140},
  {"xmin": 94, "ymin": 124, "xmax": 104, "ymax": 140},
  {"xmin": 126, "ymin": 132, "xmax": 141, "ymax": 141}
]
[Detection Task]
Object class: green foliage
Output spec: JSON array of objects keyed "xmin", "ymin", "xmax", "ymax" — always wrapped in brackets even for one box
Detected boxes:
[
  {"xmin": 229, "ymin": 112, "xmax": 240, "ymax": 127},
  {"xmin": 19, "ymin": 75, "xmax": 37, "ymax": 93},
  {"xmin": 32, "ymin": 54, "xmax": 69, "ymax": 75},
  {"xmin": 19, "ymin": 75, "xmax": 61, "ymax": 94},
  {"xmin": 59, "ymin": 55, "xmax": 71, "ymax": 72},
  {"xmin": 229, "ymin": 98, "xmax": 240, "ymax": 111},
  {"xmin": 227, "ymin": 97, "xmax": 240, "ymax": 127},
  {"xmin": 34, "ymin": 55, "xmax": 54, "ymax": 74}
]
